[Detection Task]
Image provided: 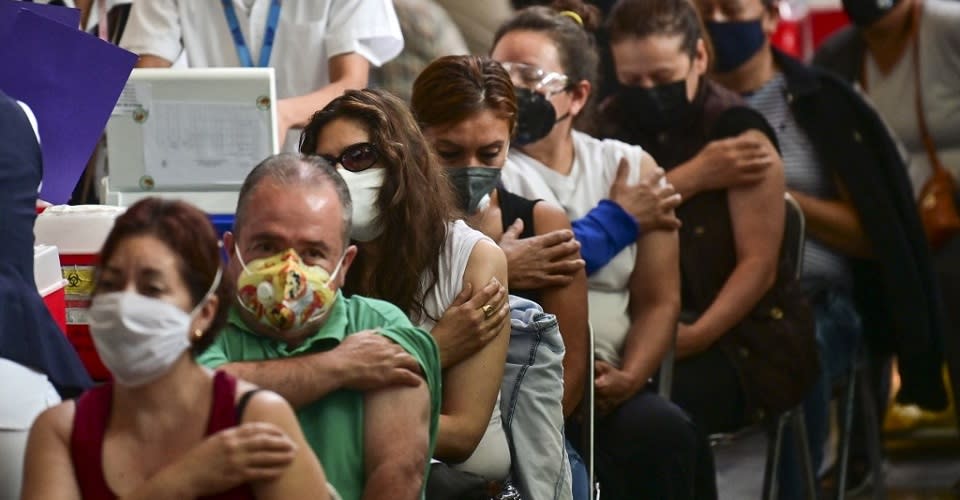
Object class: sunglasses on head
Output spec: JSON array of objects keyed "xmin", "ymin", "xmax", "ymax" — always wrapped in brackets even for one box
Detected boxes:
[{"xmin": 320, "ymin": 142, "xmax": 380, "ymax": 172}]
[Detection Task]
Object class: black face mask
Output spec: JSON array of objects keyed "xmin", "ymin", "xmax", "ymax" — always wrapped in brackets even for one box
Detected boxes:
[
  {"xmin": 842, "ymin": 0, "xmax": 900, "ymax": 27},
  {"xmin": 514, "ymin": 88, "xmax": 570, "ymax": 146},
  {"xmin": 447, "ymin": 167, "xmax": 501, "ymax": 214},
  {"xmin": 618, "ymin": 79, "xmax": 693, "ymax": 133}
]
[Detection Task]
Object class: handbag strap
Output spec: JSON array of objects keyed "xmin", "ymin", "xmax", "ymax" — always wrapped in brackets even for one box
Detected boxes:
[
  {"xmin": 909, "ymin": 3, "xmax": 949, "ymax": 176},
  {"xmin": 860, "ymin": 1, "xmax": 947, "ymax": 176}
]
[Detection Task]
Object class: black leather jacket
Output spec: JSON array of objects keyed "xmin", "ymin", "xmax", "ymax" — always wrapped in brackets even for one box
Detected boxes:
[{"xmin": 772, "ymin": 48, "xmax": 946, "ymax": 410}]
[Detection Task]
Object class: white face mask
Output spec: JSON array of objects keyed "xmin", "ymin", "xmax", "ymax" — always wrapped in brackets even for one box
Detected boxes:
[
  {"xmin": 88, "ymin": 269, "xmax": 221, "ymax": 387},
  {"xmin": 339, "ymin": 167, "xmax": 385, "ymax": 242}
]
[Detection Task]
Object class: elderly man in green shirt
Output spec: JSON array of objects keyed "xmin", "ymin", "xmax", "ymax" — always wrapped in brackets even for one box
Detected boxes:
[{"xmin": 197, "ymin": 154, "xmax": 442, "ymax": 500}]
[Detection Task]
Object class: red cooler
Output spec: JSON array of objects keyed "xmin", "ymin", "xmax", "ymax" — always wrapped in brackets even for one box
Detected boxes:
[
  {"xmin": 34, "ymin": 205, "xmax": 126, "ymax": 381},
  {"xmin": 34, "ymin": 244, "xmax": 67, "ymax": 333}
]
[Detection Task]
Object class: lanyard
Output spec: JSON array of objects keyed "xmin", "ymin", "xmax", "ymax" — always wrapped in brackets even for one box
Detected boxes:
[{"xmin": 221, "ymin": 0, "xmax": 282, "ymax": 68}]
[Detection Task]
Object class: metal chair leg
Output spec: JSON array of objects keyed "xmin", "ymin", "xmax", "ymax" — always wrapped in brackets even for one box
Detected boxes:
[
  {"xmin": 837, "ymin": 359, "xmax": 857, "ymax": 500},
  {"xmin": 857, "ymin": 361, "xmax": 886, "ymax": 500},
  {"xmin": 763, "ymin": 413, "xmax": 789, "ymax": 500},
  {"xmin": 791, "ymin": 409, "xmax": 817, "ymax": 498}
]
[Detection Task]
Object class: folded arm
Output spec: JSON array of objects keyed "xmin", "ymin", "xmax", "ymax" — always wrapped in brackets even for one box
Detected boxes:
[
  {"xmin": 434, "ymin": 241, "xmax": 511, "ymax": 463},
  {"xmin": 216, "ymin": 352, "xmax": 350, "ymax": 409},
  {"xmin": 789, "ymin": 183, "xmax": 873, "ymax": 259},
  {"xmin": 678, "ymin": 145, "xmax": 786, "ymax": 357},
  {"xmin": 533, "ymin": 202, "xmax": 589, "ymax": 417},
  {"xmin": 245, "ymin": 391, "xmax": 330, "ymax": 500},
  {"xmin": 363, "ymin": 381, "xmax": 431, "ymax": 500},
  {"xmin": 211, "ymin": 329, "xmax": 422, "ymax": 409},
  {"xmin": 276, "ymin": 53, "xmax": 369, "ymax": 133}
]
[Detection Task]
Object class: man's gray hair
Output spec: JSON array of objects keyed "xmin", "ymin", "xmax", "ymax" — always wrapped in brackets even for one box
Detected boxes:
[{"xmin": 234, "ymin": 153, "xmax": 353, "ymax": 247}]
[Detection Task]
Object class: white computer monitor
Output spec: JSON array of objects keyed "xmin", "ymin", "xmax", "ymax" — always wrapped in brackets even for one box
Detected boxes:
[{"xmin": 103, "ymin": 67, "xmax": 278, "ymax": 212}]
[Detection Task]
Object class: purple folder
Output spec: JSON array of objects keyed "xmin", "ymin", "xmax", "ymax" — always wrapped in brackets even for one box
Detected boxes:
[
  {"xmin": 0, "ymin": 9, "xmax": 136, "ymax": 204},
  {"xmin": 0, "ymin": 0, "xmax": 81, "ymax": 31}
]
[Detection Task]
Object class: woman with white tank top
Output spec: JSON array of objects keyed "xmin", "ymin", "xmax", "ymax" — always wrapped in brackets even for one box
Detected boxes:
[{"xmin": 299, "ymin": 89, "xmax": 514, "ymax": 484}]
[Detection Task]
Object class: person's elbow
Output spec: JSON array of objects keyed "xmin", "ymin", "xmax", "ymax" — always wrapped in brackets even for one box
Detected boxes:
[
  {"xmin": 443, "ymin": 425, "xmax": 486, "ymax": 464},
  {"xmin": 369, "ymin": 444, "xmax": 429, "ymax": 493},
  {"xmin": 743, "ymin": 253, "xmax": 780, "ymax": 294},
  {"xmin": 337, "ymin": 73, "xmax": 368, "ymax": 92},
  {"xmin": 330, "ymin": 63, "xmax": 369, "ymax": 91},
  {"xmin": 364, "ymin": 381, "xmax": 432, "ymax": 499},
  {"xmin": 653, "ymin": 282, "xmax": 682, "ymax": 319}
]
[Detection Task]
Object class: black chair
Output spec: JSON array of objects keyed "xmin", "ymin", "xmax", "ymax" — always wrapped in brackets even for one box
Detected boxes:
[{"xmin": 835, "ymin": 348, "xmax": 887, "ymax": 499}]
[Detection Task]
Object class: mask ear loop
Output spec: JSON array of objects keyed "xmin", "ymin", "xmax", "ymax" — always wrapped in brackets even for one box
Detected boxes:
[
  {"xmin": 327, "ymin": 252, "xmax": 347, "ymax": 285},
  {"xmin": 234, "ymin": 243, "xmax": 253, "ymax": 274},
  {"xmin": 189, "ymin": 266, "xmax": 223, "ymax": 318}
]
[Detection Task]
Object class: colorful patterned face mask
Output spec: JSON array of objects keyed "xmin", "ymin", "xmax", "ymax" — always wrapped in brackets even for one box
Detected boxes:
[{"xmin": 235, "ymin": 246, "xmax": 344, "ymax": 331}]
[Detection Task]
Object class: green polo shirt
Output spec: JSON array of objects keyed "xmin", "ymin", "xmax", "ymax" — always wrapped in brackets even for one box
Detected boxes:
[{"xmin": 196, "ymin": 292, "xmax": 441, "ymax": 500}]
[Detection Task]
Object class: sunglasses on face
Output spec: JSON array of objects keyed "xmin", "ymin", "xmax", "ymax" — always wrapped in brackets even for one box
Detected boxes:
[{"xmin": 320, "ymin": 142, "xmax": 380, "ymax": 172}]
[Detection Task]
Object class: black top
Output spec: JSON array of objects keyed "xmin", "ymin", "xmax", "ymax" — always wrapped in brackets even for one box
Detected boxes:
[
  {"xmin": 601, "ymin": 79, "xmax": 818, "ymax": 416},
  {"xmin": 497, "ymin": 185, "xmax": 539, "ymax": 239},
  {"xmin": 773, "ymin": 48, "xmax": 946, "ymax": 410},
  {"xmin": 497, "ymin": 185, "xmax": 543, "ymax": 303}
]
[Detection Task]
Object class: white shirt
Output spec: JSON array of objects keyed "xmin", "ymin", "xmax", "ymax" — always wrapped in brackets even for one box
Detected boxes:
[
  {"xmin": 503, "ymin": 131, "xmax": 649, "ymax": 366},
  {"xmin": 120, "ymin": 0, "xmax": 403, "ymax": 101},
  {"xmin": 0, "ymin": 358, "xmax": 60, "ymax": 430},
  {"xmin": 864, "ymin": 0, "xmax": 960, "ymax": 194},
  {"xmin": 416, "ymin": 220, "xmax": 511, "ymax": 481}
]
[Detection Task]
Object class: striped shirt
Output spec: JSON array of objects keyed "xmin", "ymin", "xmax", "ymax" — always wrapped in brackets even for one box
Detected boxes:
[{"xmin": 745, "ymin": 72, "xmax": 853, "ymax": 293}]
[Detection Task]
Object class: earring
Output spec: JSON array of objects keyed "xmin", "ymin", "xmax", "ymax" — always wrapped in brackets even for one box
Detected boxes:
[{"xmin": 193, "ymin": 329, "xmax": 203, "ymax": 340}]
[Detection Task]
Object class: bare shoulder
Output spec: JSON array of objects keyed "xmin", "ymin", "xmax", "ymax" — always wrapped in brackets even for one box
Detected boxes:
[
  {"xmin": 638, "ymin": 151, "xmax": 661, "ymax": 178},
  {"xmin": 32, "ymin": 400, "xmax": 76, "ymax": 442},
  {"xmin": 237, "ymin": 388, "xmax": 299, "ymax": 426},
  {"xmin": 532, "ymin": 201, "xmax": 574, "ymax": 234},
  {"xmin": 467, "ymin": 239, "xmax": 507, "ymax": 268}
]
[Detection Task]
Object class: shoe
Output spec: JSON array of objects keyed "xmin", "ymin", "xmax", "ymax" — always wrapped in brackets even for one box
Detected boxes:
[{"xmin": 884, "ymin": 403, "xmax": 956, "ymax": 434}]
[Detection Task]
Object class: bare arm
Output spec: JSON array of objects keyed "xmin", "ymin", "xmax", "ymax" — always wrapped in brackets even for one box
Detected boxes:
[
  {"xmin": 218, "ymin": 353, "xmax": 348, "ymax": 409},
  {"xmin": 666, "ymin": 131, "xmax": 778, "ymax": 200},
  {"xmin": 218, "ymin": 331, "xmax": 422, "ymax": 409},
  {"xmin": 789, "ymin": 184, "xmax": 873, "ymax": 259},
  {"xmin": 245, "ymin": 391, "xmax": 330, "ymax": 500},
  {"xmin": 434, "ymin": 241, "xmax": 511, "ymax": 463},
  {"xmin": 276, "ymin": 53, "xmax": 369, "ymax": 135},
  {"xmin": 532, "ymin": 202, "xmax": 590, "ymax": 417},
  {"xmin": 21, "ymin": 404, "xmax": 83, "ymax": 500},
  {"xmin": 363, "ymin": 382, "xmax": 431, "ymax": 500},
  {"xmin": 430, "ymin": 278, "xmax": 509, "ymax": 369},
  {"xmin": 620, "ymin": 155, "xmax": 682, "ymax": 386},
  {"xmin": 677, "ymin": 141, "xmax": 786, "ymax": 358},
  {"xmin": 135, "ymin": 54, "xmax": 173, "ymax": 68}
]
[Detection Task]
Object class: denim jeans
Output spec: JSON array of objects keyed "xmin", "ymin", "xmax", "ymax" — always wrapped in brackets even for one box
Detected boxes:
[
  {"xmin": 499, "ymin": 296, "xmax": 572, "ymax": 500},
  {"xmin": 566, "ymin": 438, "xmax": 590, "ymax": 500},
  {"xmin": 779, "ymin": 289, "xmax": 862, "ymax": 499}
]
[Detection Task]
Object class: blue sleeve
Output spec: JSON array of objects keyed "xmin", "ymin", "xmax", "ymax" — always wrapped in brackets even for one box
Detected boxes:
[{"xmin": 572, "ymin": 200, "xmax": 640, "ymax": 275}]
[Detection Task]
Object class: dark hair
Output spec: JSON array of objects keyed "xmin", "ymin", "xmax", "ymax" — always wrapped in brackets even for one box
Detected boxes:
[
  {"xmin": 411, "ymin": 55, "xmax": 518, "ymax": 135},
  {"xmin": 235, "ymin": 153, "xmax": 352, "ymax": 248},
  {"xmin": 97, "ymin": 198, "xmax": 227, "ymax": 354},
  {"xmin": 493, "ymin": 0, "xmax": 602, "ymax": 88},
  {"xmin": 608, "ymin": 0, "xmax": 706, "ymax": 59},
  {"xmin": 299, "ymin": 89, "xmax": 458, "ymax": 322}
]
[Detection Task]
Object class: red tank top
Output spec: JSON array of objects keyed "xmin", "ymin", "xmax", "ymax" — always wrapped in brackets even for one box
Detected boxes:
[{"xmin": 70, "ymin": 370, "xmax": 256, "ymax": 499}]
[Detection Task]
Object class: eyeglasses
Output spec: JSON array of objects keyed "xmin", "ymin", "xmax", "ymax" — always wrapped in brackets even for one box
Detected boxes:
[
  {"xmin": 500, "ymin": 61, "xmax": 571, "ymax": 95},
  {"xmin": 319, "ymin": 142, "xmax": 380, "ymax": 172}
]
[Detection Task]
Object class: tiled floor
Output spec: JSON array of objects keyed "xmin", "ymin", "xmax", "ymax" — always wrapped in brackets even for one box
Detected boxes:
[{"xmin": 714, "ymin": 427, "xmax": 960, "ymax": 499}]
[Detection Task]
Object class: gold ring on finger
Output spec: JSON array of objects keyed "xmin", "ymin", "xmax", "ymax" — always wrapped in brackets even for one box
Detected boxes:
[{"xmin": 481, "ymin": 304, "xmax": 496, "ymax": 319}]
